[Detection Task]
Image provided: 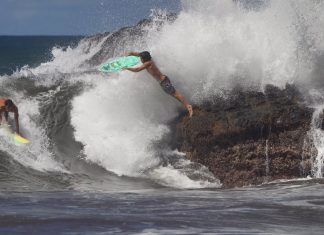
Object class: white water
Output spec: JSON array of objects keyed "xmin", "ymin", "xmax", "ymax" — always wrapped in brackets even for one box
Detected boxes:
[
  {"xmin": 0, "ymin": 83, "xmax": 66, "ymax": 172},
  {"xmin": 3, "ymin": 0, "xmax": 324, "ymax": 186},
  {"xmin": 265, "ymin": 139, "xmax": 270, "ymax": 177},
  {"xmin": 307, "ymin": 89, "xmax": 324, "ymax": 178},
  {"xmin": 309, "ymin": 106, "xmax": 324, "ymax": 178},
  {"xmin": 55, "ymin": 0, "xmax": 324, "ymax": 186}
]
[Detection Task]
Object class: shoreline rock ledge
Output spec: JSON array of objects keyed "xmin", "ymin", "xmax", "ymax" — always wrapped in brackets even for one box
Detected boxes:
[{"xmin": 175, "ymin": 84, "xmax": 317, "ymax": 188}]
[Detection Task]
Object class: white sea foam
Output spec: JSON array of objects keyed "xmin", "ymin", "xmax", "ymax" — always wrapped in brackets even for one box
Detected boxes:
[
  {"xmin": 0, "ymin": 91, "xmax": 66, "ymax": 172},
  {"xmin": 71, "ymin": 71, "xmax": 178, "ymax": 177},
  {"xmin": 36, "ymin": 36, "xmax": 107, "ymax": 74},
  {"xmin": 69, "ymin": 0, "xmax": 324, "ymax": 186},
  {"xmin": 147, "ymin": 0, "xmax": 324, "ymax": 102},
  {"xmin": 4, "ymin": 0, "xmax": 324, "ymax": 186}
]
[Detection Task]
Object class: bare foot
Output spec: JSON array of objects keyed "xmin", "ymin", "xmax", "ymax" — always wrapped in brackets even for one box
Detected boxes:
[{"xmin": 187, "ymin": 105, "xmax": 193, "ymax": 118}]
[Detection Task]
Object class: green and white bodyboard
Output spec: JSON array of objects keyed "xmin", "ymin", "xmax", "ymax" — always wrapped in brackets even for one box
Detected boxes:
[{"xmin": 99, "ymin": 56, "xmax": 140, "ymax": 72}]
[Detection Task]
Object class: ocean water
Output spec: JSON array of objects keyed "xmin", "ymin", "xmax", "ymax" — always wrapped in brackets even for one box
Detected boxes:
[
  {"xmin": 0, "ymin": 36, "xmax": 82, "ymax": 75},
  {"xmin": 0, "ymin": 181, "xmax": 324, "ymax": 234},
  {"xmin": 1, "ymin": 0, "xmax": 324, "ymax": 234}
]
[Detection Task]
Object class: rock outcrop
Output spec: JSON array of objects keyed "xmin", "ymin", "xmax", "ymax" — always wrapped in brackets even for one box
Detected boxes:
[{"xmin": 175, "ymin": 85, "xmax": 316, "ymax": 188}]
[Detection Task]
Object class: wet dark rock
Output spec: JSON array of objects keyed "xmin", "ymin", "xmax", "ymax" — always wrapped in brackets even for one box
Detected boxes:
[{"xmin": 175, "ymin": 85, "xmax": 315, "ymax": 188}]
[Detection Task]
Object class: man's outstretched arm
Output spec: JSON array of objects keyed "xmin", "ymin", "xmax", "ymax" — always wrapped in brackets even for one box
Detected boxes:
[
  {"xmin": 123, "ymin": 62, "xmax": 150, "ymax": 72},
  {"xmin": 128, "ymin": 52, "xmax": 140, "ymax": 57}
]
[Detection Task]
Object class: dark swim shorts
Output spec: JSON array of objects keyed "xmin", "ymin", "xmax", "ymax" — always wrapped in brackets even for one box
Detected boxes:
[{"xmin": 160, "ymin": 77, "xmax": 176, "ymax": 95}]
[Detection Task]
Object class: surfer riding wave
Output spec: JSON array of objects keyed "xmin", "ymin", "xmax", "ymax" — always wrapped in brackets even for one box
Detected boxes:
[
  {"xmin": 0, "ymin": 98, "xmax": 20, "ymax": 134},
  {"xmin": 123, "ymin": 51, "xmax": 193, "ymax": 117}
]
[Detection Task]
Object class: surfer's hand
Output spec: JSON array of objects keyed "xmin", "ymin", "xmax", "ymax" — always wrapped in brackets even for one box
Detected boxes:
[{"xmin": 122, "ymin": 67, "xmax": 127, "ymax": 71}]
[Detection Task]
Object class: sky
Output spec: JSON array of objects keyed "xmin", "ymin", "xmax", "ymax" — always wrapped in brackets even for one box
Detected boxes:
[{"xmin": 0, "ymin": 0, "xmax": 181, "ymax": 36}]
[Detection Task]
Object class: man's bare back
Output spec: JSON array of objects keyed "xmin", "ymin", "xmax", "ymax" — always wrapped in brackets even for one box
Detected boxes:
[{"xmin": 143, "ymin": 60, "xmax": 166, "ymax": 82}]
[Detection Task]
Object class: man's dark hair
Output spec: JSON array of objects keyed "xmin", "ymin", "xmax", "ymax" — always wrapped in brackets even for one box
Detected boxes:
[
  {"xmin": 139, "ymin": 51, "xmax": 152, "ymax": 62},
  {"xmin": 5, "ymin": 99, "xmax": 14, "ymax": 108}
]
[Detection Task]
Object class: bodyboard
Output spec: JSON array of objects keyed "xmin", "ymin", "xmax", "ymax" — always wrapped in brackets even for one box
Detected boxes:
[{"xmin": 99, "ymin": 56, "xmax": 140, "ymax": 72}]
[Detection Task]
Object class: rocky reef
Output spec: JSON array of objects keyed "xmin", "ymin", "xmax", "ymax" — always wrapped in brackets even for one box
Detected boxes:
[{"xmin": 175, "ymin": 85, "xmax": 317, "ymax": 188}]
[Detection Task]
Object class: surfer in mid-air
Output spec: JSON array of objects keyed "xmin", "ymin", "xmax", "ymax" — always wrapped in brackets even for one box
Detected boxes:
[
  {"xmin": 0, "ymin": 98, "xmax": 20, "ymax": 134},
  {"xmin": 123, "ymin": 51, "xmax": 193, "ymax": 117}
]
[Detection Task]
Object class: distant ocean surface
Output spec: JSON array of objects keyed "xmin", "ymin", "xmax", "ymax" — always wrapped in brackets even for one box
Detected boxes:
[
  {"xmin": 0, "ymin": 36, "xmax": 82, "ymax": 75},
  {"xmin": 1, "ymin": 0, "xmax": 324, "ymax": 234}
]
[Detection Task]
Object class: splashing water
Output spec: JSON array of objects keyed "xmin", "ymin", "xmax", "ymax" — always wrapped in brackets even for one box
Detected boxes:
[
  {"xmin": 65, "ymin": 0, "xmax": 324, "ymax": 186},
  {"xmin": 308, "ymin": 106, "xmax": 324, "ymax": 178},
  {"xmin": 265, "ymin": 139, "xmax": 270, "ymax": 177},
  {"xmin": 2, "ymin": 0, "xmax": 324, "ymax": 188}
]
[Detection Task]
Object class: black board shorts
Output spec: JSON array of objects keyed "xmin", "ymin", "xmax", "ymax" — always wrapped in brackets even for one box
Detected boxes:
[{"xmin": 160, "ymin": 77, "xmax": 176, "ymax": 95}]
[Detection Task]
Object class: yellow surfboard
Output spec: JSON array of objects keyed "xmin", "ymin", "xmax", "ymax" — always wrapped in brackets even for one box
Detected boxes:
[
  {"xmin": 14, "ymin": 133, "xmax": 30, "ymax": 144},
  {"xmin": 0, "ymin": 124, "xmax": 29, "ymax": 145}
]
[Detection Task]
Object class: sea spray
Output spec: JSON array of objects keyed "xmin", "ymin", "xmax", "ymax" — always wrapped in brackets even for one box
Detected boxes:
[
  {"xmin": 265, "ymin": 139, "xmax": 270, "ymax": 177},
  {"xmin": 70, "ymin": 0, "xmax": 324, "ymax": 186},
  {"xmin": 3, "ymin": 0, "xmax": 324, "ymax": 187},
  {"xmin": 0, "ymin": 89, "xmax": 66, "ymax": 172},
  {"xmin": 149, "ymin": 0, "xmax": 324, "ymax": 101},
  {"xmin": 304, "ymin": 89, "xmax": 324, "ymax": 178},
  {"xmin": 308, "ymin": 106, "xmax": 324, "ymax": 178}
]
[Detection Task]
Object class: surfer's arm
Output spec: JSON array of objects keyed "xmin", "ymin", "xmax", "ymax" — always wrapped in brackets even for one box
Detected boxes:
[
  {"xmin": 13, "ymin": 108, "xmax": 19, "ymax": 134},
  {"xmin": 128, "ymin": 52, "xmax": 140, "ymax": 57},
  {"xmin": 0, "ymin": 109, "xmax": 9, "ymax": 123},
  {"xmin": 124, "ymin": 62, "xmax": 150, "ymax": 72},
  {"xmin": 4, "ymin": 111, "xmax": 8, "ymax": 122}
]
